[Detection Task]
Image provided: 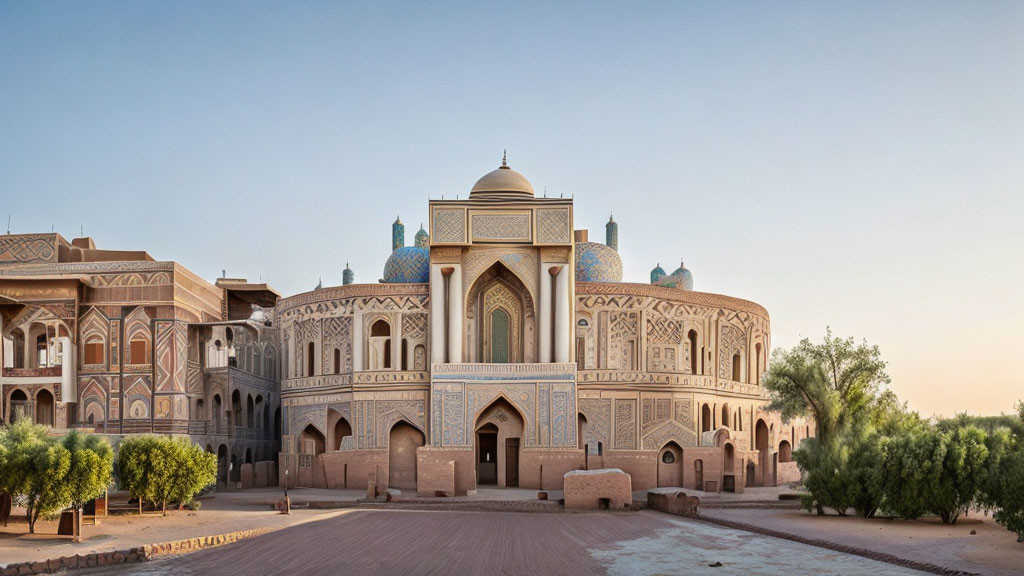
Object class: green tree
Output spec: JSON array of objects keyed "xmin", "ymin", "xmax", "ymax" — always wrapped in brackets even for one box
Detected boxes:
[
  {"xmin": 925, "ymin": 425, "xmax": 991, "ymax": 524},
  {"xmin": 62, "ymin": 430, "xmax": 113, "ymax": 511},
  {"xmin": 117, "ymin": 435, "xmax": 216, "ymax": 515},
  {"xmin": 0, "ymin": 421, "xmax": 73, "ymax": 533},
  {"xmin": 982, "ymin": 403, "xmax": 1024, "ymax": 542},
  {"xmin": 763, "ymin": 327, "xmax": 891, "ymax": 445}
]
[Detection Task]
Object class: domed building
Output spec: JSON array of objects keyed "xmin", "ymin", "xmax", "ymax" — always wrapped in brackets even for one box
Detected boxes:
[{"xmin": 276, "ymin": 155, "xmax": 813, "ymax": 495}]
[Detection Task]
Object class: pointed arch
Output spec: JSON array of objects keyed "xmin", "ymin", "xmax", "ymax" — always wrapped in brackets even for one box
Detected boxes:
[{"xmin": 466, "ymin": 262, "xmax": 534, "ymax": 363}]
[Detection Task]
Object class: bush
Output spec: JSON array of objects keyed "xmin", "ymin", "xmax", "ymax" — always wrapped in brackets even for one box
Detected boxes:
[{"xmin": 118, "ymin": 436, "xmax": 216, "ymax": 515}]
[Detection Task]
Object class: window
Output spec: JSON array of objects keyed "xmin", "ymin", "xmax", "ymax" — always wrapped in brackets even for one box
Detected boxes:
[
  {"xmin": 732, "ymin": 353, "xmax": 741, "ymax": 381},
  {"xmin": 333, "ymin": 348, "xmax": 341, "ymax": 375},
  {"xmin": 688, "ymin": 330, "xmax": 698, "ymax": 375},
  {"xmin": 307, "ymin": 342, "xmax": 316, "ymax": 376},
  {"xmin": 84, "ymin": 338, "xmax": 104, "ymax": 365},
  {"xmin": 661, "ymin": 451, "xmax": 675, "ymax": 464},
  {"xmin": 130, "ymin": 338, "xmax": 149, "ymax": 364}
]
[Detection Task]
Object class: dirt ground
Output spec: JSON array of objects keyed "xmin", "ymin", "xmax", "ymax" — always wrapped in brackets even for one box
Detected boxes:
[
  {"xmin": 83, "ymin": 509, "xmax": 927, "ymax": 576},
  {"xmin": 702, "ymin": 507, "xmax": 1024, "ymax": 576}
]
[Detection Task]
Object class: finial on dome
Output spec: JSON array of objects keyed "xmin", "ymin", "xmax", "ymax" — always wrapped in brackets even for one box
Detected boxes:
[{"xmin": 501, "ymin": 149, "xmax": 508, "ymax": 168}]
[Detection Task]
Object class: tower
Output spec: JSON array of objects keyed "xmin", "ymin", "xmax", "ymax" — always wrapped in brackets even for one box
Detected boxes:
[
  {"xmin": 343, "ymin": 262, "xmax": 354, "ymax": 285},
  {"xmin": 392, "ymin": 216, "xmax": 405, "ymax": 252},
  {"xmin": 605, "ymin": 214, "xmax": 618, "ymax": 251}
]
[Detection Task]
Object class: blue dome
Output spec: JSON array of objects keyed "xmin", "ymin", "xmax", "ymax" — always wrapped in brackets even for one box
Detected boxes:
[
  {"xmin": 383, "ymin": 246, "xmax": 429, "ymax": 283},
  {"xmin": 655, "ymin": 262, "xmax": 694, "ymax": 291},
  {"xmin": 650, "ymin": 263, "xmax": 666, "ymax": 284},
  {"xmin": 575, "ymin": 242, "xmax": 623, "ymax": 282}
]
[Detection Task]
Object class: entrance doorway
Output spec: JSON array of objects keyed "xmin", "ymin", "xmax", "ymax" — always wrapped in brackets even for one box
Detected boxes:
[
  {"xmin": 477, "ymin": 423, "xmax": 498, "ymax": 485},
  {"xmin": 657, "ymin": 442, "xmax": 683, "ymax": 487},
  {"xmin": 505, "ymin": 438, "xmax": 520, "ymax": 487}
]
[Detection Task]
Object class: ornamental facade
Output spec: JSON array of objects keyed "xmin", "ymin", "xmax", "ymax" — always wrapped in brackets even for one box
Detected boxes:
[{"xmin": 276, "ymin": 157, "xmax": 814, "ymax": 494}]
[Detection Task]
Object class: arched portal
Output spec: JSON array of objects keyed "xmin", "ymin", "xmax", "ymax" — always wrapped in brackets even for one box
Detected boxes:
[
  {"xmin": 388, "ymin": 421, "xmax": 424, "ymax": 491},
  {"xmin": 300, "ymin": 424, "xmax": 325, "ymax": 456},
  {"xmin": 657, "ymin": 441, "xmax": 683, "ymax": 487},
  {"xmin": 35, "ymin": 389, "xmax": 55, "ymax": 427},
  {"xmin": 755, "ymin": 419, "xmax": 770, "ymax": 487},
  {"xmin": 721, "ymin": 403, "xmax": 730, "ymax": 428},
  {"xmin": 474, "ymin": 397, "xmax": 525, "ymax": 487},
  {"xmin": 328, "ymin": 409, "xmax": 352, "ymax": 451},
  {"xmin": 467, "ymin": 263, "xmax": 533, "ymax": 364},
  {"xmin": 701, "ymin": 403, "xmax": 711, "ymax": 433},
  {"xmin": 778, "ymin": 440, "xmax": 792, "ymax": 463}
]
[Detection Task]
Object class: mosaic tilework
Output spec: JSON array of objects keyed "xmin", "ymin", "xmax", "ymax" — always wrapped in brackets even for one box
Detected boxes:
[
  {"xmin": 432, "ymin": 208, "xmax": 467, "ymax": 244},
  {"xmin": 382, "ymin": 246, "xmax": 429, "ymax": 283},
  {"xmin": 575, "ymin": 242, "xmax": 623, "ymax": 282},
  {"xmin": 537, "ymin": 208, "xmax": 571, "ymax": 244},
  {"xmin": 471, "ymin": 213, "xmax": 532, "ymax": 242}
]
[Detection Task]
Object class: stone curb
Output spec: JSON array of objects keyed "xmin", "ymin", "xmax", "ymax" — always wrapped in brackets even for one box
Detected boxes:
[
  {"xmin": 694, "ymin": 514, "xmax": 981, "ymax": 576},
  {"xmin": 0, "ymin": 527, "xmax": 271, "ymax": 575}
]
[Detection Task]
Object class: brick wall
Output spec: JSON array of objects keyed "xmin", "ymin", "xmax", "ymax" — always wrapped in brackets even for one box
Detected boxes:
[{"xmin": 563, "ymin": 469, "xmax": 632, "ymax": 510}]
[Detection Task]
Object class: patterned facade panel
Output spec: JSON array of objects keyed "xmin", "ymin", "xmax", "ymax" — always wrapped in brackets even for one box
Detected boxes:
[
  {"xmin": 0, "ymin": 234, "xmax": 59, "ymax": 263},
  {"xmin": 470, "ymin": 212, "xmax": 532, "ymax": 243},
  {"xmin": 432, "ymin": 208, "xmax": 467, "ymax": 244},
  {"xmin": 615, "ymin": 399, "xmax": 636, "ymax": 449},
  {"xmin": 535, "ymin": 208, "xmax": 571, "ymax": 244},
  {"xmin": 579, "ymin": 398, "xmax": 611, "ymax": 447},
  {"xmin": 154, "ymin": 321, "xmax": 177, "ymax": 392}
]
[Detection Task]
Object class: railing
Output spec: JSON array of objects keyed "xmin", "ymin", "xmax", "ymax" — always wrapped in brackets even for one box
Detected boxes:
[{"xmin": 2, "ymin": 366, "xmax": 62, "ymax": 378}]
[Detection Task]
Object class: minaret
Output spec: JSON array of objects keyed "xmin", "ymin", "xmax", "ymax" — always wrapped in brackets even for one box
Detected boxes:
[
  {"xmin": 414, "ymin": 224, "xmax": 429, "ymax": 248},
  {"xmin": 392, "ymin": 216, "xmax": 405, "ymax": 252},
  {"xmin": 342, "ymin": 262, "xmax": 354, "ymax": 286},
  {"xmin": 605, "ymin": 214, "xmax": 618, "ymax": 251}
]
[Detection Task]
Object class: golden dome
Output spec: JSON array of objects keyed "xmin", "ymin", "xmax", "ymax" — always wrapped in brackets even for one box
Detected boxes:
[{"xmin": 469, "ymin": 152, "xmax": 535, "ymax": 199}]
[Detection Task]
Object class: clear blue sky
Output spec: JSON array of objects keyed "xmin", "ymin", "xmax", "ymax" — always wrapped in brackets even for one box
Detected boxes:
[{"xmin": 2, "ymin": 2, "xmax": 1022, "ymax": 416}]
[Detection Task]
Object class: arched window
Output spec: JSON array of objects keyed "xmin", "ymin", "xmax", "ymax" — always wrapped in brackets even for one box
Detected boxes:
[
  {"xmin": 84, "ymin": 336, "xmax": 104, "ymax": 365},
  {"xmin": 701, "ymin": 403, "xmax": 711, "ymax": 433},
  {"xmin": 307, "ymin": 341, "xmax": 316, "ymax": 376},
  {"xmin": 333, "ymin": 348, "xmax": 341, "ymax": 374},
  {"xmin": 369, "ymin": 320, "xmax": 391, "ymax": 369},
  {"xmin": 721, "ymin": 404, "xmax": 730, "ymax": 428},
  {"xmin": 401, "ymin": 339, "xmax": 409, "ymax": 371},
  {"xmin": 688, "ymin": 330, "xmax": 698, "ymax": 375},
  {"xmin": 732, "ymin": 353, "xmax": 741, "ymax": 381},
  {"xmin": 754, "ymin": 342, "xmax": 763, "ymax": 384}
]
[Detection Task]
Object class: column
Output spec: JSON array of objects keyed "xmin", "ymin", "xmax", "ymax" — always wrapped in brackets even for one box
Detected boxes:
[
  {"xmin": 554, "ymin": 266, "xmax": 570, "ymax": 363},
  {"xmin": 392, "ymin": 313, "xmax": 402, "ymax": 370},
  {"xmin": 538, "ymin": 263, "xmax": 552, "ymax": 363},
  {"xmin": 430, "ymin": 266, "xmax": 445, "ymax": 364},
  {"xmin": 447, "ymin": 265, "xmax": 463, "ymax": 363},
  {"xmin": 352, "ymin": 308, "xmax": 363, "ymax": 371}
]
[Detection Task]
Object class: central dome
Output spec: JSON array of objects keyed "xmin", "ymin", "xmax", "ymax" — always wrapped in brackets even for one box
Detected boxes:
[{"xmin": 470, "ymin": 153, "xmax": 534, "ymax": 199}]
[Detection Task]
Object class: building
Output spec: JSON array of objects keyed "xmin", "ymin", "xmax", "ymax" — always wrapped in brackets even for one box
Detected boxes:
[
  {"xmin": 0, "ymin": 234, "xmax": 281, "ymax": 488},
  {"xmin": 277, "ymin": 157, "xmax": 813, "ymax": 494}
]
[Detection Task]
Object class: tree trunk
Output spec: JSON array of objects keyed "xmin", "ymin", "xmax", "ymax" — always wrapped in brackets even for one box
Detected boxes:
[
  {"xmin": 162, "ymin": 500, "xmax": 167, "ymax": 516},
  {"xmin": 27, "ymin": 509, "xmax": 35, "ymax": 534},
  {"xmin": 139, "ymin": 499, "xmax": 143, "ymax": 515}
]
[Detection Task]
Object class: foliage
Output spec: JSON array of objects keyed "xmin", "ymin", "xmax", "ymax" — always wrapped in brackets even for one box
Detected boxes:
[
  {"xmin": 924, "ymin": 426, "xmax": 992, "ymax": 524},
  {"xmin": 981, "ymin": 404, "xmax": 1024, "ymax": 542},
  {"xmin": 763, "ymin": 327, "xmax": 891, "ymax": 444},
  {"xmin": 62, "ymin": 430, "xmax": 114, "ymax": 510},
  {"xmin": 117, "ymin": 435, "xmax": 216, "ymax": 515}
]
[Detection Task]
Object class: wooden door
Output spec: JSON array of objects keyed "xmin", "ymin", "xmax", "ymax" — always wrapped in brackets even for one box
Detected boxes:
[{"xmin": 505, "ymin": 438, "xmax": 520, "ymax": 487}]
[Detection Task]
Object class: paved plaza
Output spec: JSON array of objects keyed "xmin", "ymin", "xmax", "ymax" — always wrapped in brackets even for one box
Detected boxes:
[{"xmin": 86, "ymin": 509, "xmax": 926, "ymax": 576}]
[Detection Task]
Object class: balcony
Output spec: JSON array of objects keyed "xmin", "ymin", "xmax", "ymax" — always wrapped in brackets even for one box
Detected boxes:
[{"xmin": 2, "ymin": 366, "xmax": 62, "ymax": 378}]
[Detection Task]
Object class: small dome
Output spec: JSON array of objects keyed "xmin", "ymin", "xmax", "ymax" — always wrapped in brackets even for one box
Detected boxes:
[
  {"xmin": 650, "ymin": 263, "xmax": 666, "ymax": 284},
  {"xmin": 414, "ymin": 225, "xmax": 429, "ymax": 248},
  {"xmin": 575, "ymin": 242, "xmax": 623, "ymax": 282},
  {"xmin": 382, "ymin": 246, "xmax": 429, "ymax": 283},
  {"xmin": 470, "ymin": 153, "xmax": 534, "ymax": 199},
  {"xmin": 654, "ymin": 261, "xmax": 694, "ymax": 291}
]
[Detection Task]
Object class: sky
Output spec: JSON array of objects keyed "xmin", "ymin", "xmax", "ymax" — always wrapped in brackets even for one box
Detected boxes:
[{"xmin": 1, "ymin": 2, "xmax": 1021, "ymax": 417}]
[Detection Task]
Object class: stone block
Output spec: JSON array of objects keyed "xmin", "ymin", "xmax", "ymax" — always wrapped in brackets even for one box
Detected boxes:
[{"xmin": 563, "ymin": 468, "xmax": 632, "ymax": 510}]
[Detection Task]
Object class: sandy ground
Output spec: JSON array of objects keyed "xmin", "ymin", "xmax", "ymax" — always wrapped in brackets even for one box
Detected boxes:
[
  {"xmin": 702, "ymin": 507, "xmax": 1024, "ymax": 576},
  {"xmin": 80, "ymin": 509, "xmax": 927, "ymax": 576}
]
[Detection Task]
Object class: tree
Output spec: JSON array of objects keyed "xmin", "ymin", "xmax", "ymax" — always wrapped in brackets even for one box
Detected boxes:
[
  {"xmin": 117, "ymin": 436, "xmax": 217, "ymax": 516},
  {"xmin": 0, "ymin": 421, "xmax": 71, "ymax": 533},
  {"xmin": 764, "ymin": 327, "xmax": 891, "ymax": 445},
  {"xmin": 982, "ymin": 403, "xmax": 1024, "ymax": 542},
  {"xmin": 925, "ymin": 425, "xmax": 991, "ymax": 524},
  {"xmin": 61, "ymin": 430, "xmax": 113, "ymax": 540}
]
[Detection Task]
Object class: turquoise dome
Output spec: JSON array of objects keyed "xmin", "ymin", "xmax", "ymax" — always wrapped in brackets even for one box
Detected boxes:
[
  {"xmin": 650, "ymin": 263, "xmax": 666, "ymax": 284},
  {"xmin": 383, "ymin": 246, "xmax": 429, "ymax": 283},
  {"xmin": 575, "ymin": 242, "xmax": 623, "ymax": 282},
  {"xmin": 655, "ymin": 262, "xmax": 694, "ymax": 291}
]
